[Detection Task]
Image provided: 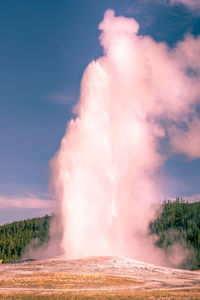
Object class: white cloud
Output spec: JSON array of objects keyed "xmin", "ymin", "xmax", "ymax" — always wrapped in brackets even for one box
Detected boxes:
[{"xmin": 0, "ymin": 193, "xmax": 56, "ymax": 210}]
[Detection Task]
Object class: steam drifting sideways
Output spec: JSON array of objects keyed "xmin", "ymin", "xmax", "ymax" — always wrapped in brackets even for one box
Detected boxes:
[{"xmin": 51, "ymin": 10, "xmax": 200, "ymax": 264}]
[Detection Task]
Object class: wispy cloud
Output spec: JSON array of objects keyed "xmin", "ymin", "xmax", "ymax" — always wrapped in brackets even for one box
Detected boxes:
[
  {"xmin": 170, "ymin": 0, "xmax": 200, "ymax": 9},
  {"xmin": 46, "ymin": 86, "xmax": 79, "ymax": 106},
  {"xmin": 164, "ymin": 194, "xmax": 200, "ymax": 203},
  {"xmin": 183, "ymin": 194, "xmax": 200, "ymax": 203},
  {"xmin": 123, "ymin": 2, "xmax": 156, "ymax": 29},
  {"xmin": 152, "ymin": 0, "xmax": 200, "ymax": 9},
  {"xmin": 0, "ymin": 193, "xmax": 56, "ymax": 210},
  {"xmin": 48, "ymin": 92, "xmax": 74, "ymax": 105}
]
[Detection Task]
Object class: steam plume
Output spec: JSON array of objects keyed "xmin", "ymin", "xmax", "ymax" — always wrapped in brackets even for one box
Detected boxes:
[{"xmin": 51, "ymin": 10, "xmax": 200, "ymax": 263}]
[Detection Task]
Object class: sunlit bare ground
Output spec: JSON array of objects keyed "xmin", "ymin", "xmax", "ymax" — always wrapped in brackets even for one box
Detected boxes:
[{"xmin": 0, "ymin": 256, "xmax": 200, "ymax": 299}]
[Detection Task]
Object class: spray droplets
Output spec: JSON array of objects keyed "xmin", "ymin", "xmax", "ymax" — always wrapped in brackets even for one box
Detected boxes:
[{"xmin": 51, "ymin": 10, "xmax": 200, "ymax": 264}]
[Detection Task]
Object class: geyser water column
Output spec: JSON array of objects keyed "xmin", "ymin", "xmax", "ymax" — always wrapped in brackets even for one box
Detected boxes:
[{"xmin": 51, "ymin": 10, "xmax": 200, "ymax": 262}]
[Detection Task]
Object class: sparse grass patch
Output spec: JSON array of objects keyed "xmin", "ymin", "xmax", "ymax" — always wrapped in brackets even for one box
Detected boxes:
[
  {"xmin": 0, "ymin": 288, "xmax": 200, "ymax": 299},
  {"xmin": 0, "ymin": 272, "xmax": 141, "ymax": 289}
]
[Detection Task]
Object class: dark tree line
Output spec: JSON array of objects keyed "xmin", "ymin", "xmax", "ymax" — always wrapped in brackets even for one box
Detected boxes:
[
  {"xmin": 149, "ymin": 198, "xmax": 200, "ymax": 270},
  {"xmin": 0, "ymin": 200, "xmax": 200, "ymax": 270},
  {"xmin": 0, "ymin": 215, "xmax": 51, "ymax": 263}
]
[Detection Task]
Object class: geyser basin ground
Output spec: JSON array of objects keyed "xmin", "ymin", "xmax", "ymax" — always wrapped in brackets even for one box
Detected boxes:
[{"xmin": 0, "ymin": 257, "xmax": 200, "ymax": 299}]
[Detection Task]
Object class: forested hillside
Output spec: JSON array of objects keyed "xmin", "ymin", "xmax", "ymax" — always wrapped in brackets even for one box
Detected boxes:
[
  {"xmin": 0, "ymin": 215, "xmax": 51, "ymax": 263},
  {"xmin": 149, "ymin": 199, "xmax": 200, "ymax": 270},
  {"xmin": 0, "ymin": 200, "xmax": 200, "ymax": 270}
]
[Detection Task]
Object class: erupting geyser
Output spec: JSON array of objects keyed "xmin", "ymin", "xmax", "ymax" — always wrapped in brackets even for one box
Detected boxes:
[{"xmin": 51, "ymin": 10, "xmax": 200, "ymax": 264}]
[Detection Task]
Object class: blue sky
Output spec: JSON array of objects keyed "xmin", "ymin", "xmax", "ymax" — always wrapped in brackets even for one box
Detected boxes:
[{"xmin": 0, "ymin": 0, "xmax": 200, "ymax": 224}]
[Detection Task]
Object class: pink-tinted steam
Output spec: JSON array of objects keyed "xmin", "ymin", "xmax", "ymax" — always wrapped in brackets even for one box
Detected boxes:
[{"xmin": 51, "ymin": 10, "xmax": 200, "ymax": 263}]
